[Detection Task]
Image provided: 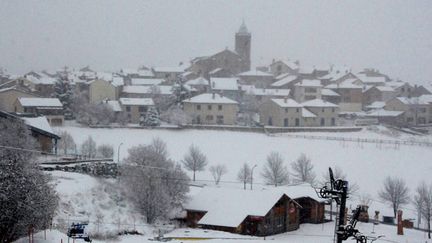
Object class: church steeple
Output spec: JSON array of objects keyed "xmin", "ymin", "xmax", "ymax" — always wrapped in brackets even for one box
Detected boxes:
[{"xmin": 235, "ymin": 20, "xmax": 251, "ymax": 71}]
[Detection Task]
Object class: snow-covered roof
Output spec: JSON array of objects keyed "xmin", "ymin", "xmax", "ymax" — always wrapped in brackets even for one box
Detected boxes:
[
  {"xmin": 295, "ymin": 79, "xmax": 322, "ymax": 87},
  {"xmin": 246, "ymin": 87, "xmax": 290, "ymax": 97},
  {"xmin": 302, "ymin": 108, "xmax": 317, "ymax": 118},
  {"xmin": 271, "ymin": 98, "xmax": 302, "ymax": 108},
  {"xmin": 396, "ymin": 97, "xmax": 430, "ymax": 105},
  {"xmin": 210, "ymin": 78, "xmax": 239, "ymax": 91},
  {"xmin": 375, "ymin": 86, "xmax": 395, "ymax": 92},
  {"xmin": 357, "ymin": 75, "xmax": 386, "ymax": 84},
  {"xmin": 183, "ymin": 93, "xmax": 238, "ymax": 104},
  {"xmin": 111, "ymin": 77, "xmax": 124, "ymax": 87},
  {"xmin": 275, "ymin": 73, "xmax": 291, "ymax": 80},
  {"xmin": 185, "ymin": 184, "xmax": 322, "ymax": 228},
  {"xmin": 27, "ymin": 76, "xmax": 57, "ymax": 85},
  {"xmin": 325, "ymin": 82, "xmax": 362, "ymax": 89},
  {"xmin": 106, "ymin": 100, "xmax": 122, "ymax": 112},
  {"xmin": 365, "ymin": 109, "xmax": 404, "ymax": 117},
  {"xmin": 237, "ymin": 70, "xmax": 273, "ymax": 77},
  {"xmin": 122, "ymin": 85, "xmax": 174, "ymax": 95},
  {"xmin": 119, "ymin": 98, "xmax": 154, "ymax": 106},
  {"xmin": 23, "ymin": 116, "xmax": 55, "ymax": 135},
  {"xmin": 302, "ymin": 99, "xmax": 338, "ymax": 108},
  {"xmin": 418, "ymin": 94, "xmax": 432, "ymax": 103},
  {"xmin": 18, "ymin": 98, "xmax": 63, "ymax": 107},
  {"xmin": 297, "ymin": 66, "xmax": 315, "ymax": 74},
  {"xmin": 321, "ymin": 88, "xmax": 340, "ymax": 97},
  {"xmin": 386, "ymin": 81, "xmax": 410, "ymax": 89},
  {"xmin": 120, "ymin": 68, "xmax": 154, "ymax": 77},
  {"xmin": 185, "ymin": 77, "xmax": 209, "ymax": 86},
  {"xmin": 365, "ymin": 101, "xmax": 386, "ymax": 110},
  {"xmin": 271, "ymin": 75, "xmax": 298, "ymax": 87},
  {"xmin": 131, "ymin": 78, "xmax": 164, "ymax": 86},
  {"xmin": 152, "ymin": 66, "xmax": 184, "ymax": 73},
  {"xmin": 209, "ymin": 68, "xmax": 223, "ymax": 75}
]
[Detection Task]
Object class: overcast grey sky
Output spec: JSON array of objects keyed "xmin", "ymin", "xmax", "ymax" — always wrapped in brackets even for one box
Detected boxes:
[{"xmin": 0, "ymin": 0, "xmax": 431, "ymax": 84}]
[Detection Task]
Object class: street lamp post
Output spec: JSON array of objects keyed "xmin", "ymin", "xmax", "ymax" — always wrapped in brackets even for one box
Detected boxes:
[
  {"xmin": 250, "ymin": 164, "xmax": 257, "ymax": 190},
  {"xmin": 117, "ymin": 143, "xmax": 123, "ymax": 163}
]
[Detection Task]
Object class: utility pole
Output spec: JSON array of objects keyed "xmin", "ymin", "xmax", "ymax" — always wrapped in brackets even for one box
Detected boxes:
[{"xmin": 117, "ymin": 142, "xmax": 123, "ymax": 163}]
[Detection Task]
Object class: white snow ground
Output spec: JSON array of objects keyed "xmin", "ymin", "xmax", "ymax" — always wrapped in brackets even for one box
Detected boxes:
[{"xmin": 46, "ymin": 125, "xmax": 432, "ymax": 242}]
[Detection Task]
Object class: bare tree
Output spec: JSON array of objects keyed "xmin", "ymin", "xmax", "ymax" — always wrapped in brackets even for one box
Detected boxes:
[
  {"xmin": 378, "ymin": 176, "xmax": 410, "ymax": 218},
  {"xmin": 414, "ymin": 182, "xmax": 432, "ymax": 239},
  {"xmin": 0, "ymin": 118, "xmax": 58, "ymax": 242},
  {"xmin": 237, "ymin": 163, "xmax": 251, "ymax": 190},
  {"xmin": 160, "ymin": 105, "xmax": 189, "ymax": 125},
  {"xmin": 121, "ymin": 139, "xmax": 189, "ymax": 223},
  {"xmin": 57, "ymin": 130, "xmax": 76, "ymax": 155},
  {"xmin": 261, "ymin": 151, "xmax": 289, "ymax": 187},
  {"xmin": 210, "ymin": 164, "xmax": 227, "ymax": 185},
  {"xmin": 291, "ymin": 153, "xmax": 316, "ymax": 185},
  {"xmin": 97, "ymin": 144, "xmax": 114, "ymax": 158},
  {"xmin": 81, "ymin": 136, "xmax": 97, "ymax": 158},
  {"xmin": 181, "ymin": 144, "xmax": 208, "ymax": 181}
]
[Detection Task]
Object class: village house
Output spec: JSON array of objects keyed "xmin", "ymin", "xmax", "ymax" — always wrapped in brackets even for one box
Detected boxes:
[
  {"xmin": 187, "ymin": 22, "xmax": 251, "ymax": 79},
  {"xmin": 320, "ymin": 72, "xmax": 357, "ymax": 86},
  {"xmin": 269, "ymin": 60, "xmax": 299, "ymax": 77},
  {"xmin": 0, "ymin": 111, "xmax": 60, "ymax": 154},
  {"xmin": 237, "ymin": 70, "xmax": 274, "ymax": 88},
  {"xmin": 118, "ymin": 98, "xmax": 155, "ymax": 124},
  {"xmin": 122, "ymin": 85, "xmax": 174, "ymax": 99},
  {"xmin": 241, "ymin": 85, "xmax": 290, "ymax": 103},
  {"xmin": 182, "ymin": 93, "xmax": 239, "ymax": 125},
  {"xmin": 130, "ymin": 78, "xmax": 164, "ymax": 86},
  {"xmin": 293, "ymin": 79, "xmax": 322, "ymax": 103},
  {"xmin": 0, "ymin": 87, "xmax": 39, "ymax": 112},
  {"xmin": 88, "ymin": 78, "xmax": 123, "ymax": 104},
  {"xmin": 364, "ymin": 109, "xmax": 405, "ymax": 126},
  {"xmin": 210, "ymin": 77, "xmax": 241, "ymax": 101},
  {"xmin": 385, "ymin": 96, "xmax": 431, "ymax": 126},
  {"xmin": 185, "ymin": 77, "xmax": 210, "ymax": 94},
  {"xmin": 321, "ymin": 88, "xmax": 341, "ymax": 104},
  {"xmin": 184, "ymin": 184, "xmax": 325, "ymax": 236},
  {"xmin": 259, "ymin": 98, "xmax": 303, "ymax": 127},
  {"xmin": 152, "ymin": 66, "xmax": 184, "ymax": 84},
  {"xmin": 362, "ymin": 86, "xmax": 397, "ymax": 106},
  {"xmin": 325, "ymin": 82, "xmax": 363, "ymax": 112},
  {"xmin": 118, "ymin": 68, "xmax": 154, "ymax": 80},
  {"xmin": 14, "ymin": 97, "xmax": 64, "ymax": 126},
  {"xmin": 301, "ymin": 99, "xmax": 339, "ymax": 126},
  {"xmin": 356, "ymin": 75, "xmax": 386, "ymax": 87},
  {"xmin": 387, "ymin": 81, "xmax": 415, "ymax": 98},
  {"xmin": 25, "ymin": 75, "xmax": 57, "ymax": 97}
]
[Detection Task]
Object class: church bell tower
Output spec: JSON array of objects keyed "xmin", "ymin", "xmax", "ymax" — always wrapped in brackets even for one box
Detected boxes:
[{"xmin": 235, "ymin": 21, "xmax": 251, "ymax": 72}]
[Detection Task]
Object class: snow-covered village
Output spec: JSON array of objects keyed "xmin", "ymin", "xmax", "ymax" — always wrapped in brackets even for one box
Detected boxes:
[{"xmin": 1, "ymin": 1, "xmax": 432, "ymax": 243}]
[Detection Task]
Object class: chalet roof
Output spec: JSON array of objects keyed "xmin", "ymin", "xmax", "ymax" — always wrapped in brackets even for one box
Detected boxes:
[
  {"xmin": 26, "ymin": 76, "xmax": 57, "ymax": 85},
  {"xmin": 302, "ymin": 99, "xmax": 338, "ymax": 108},
  {"xmin": 396, "ymin": 97, "xmax": 429, "ymax": 105},
  {"xmin": 106, "ymin": 100, "xmax": 122, "ymax": 112},
  {"xmin": 375, "ymin": 86, "xmax": 395, "ymax": 92},
  {"xmin": 185, "ymin": 184, "xmax": 322, "ymax": 228},
  {"xmin": 131, "ymin": 78, "xmax": 164, "ymax": 86},
  {"xmin": 325, "ymin": 82, "xmax": 362, "ymax": 89},
  {"xmin": 119, "ymin": 98, "xmax": 154, "ymax": 106},
  {"xmin": 18, "ymin": 97, "xmax": 63, "ymax": 107},
  {"xmin": 386, "ymin": 81, "xmax": 410, "ymax": 89},
  {"xmin": 210, "ymin": 77, "xmax": 239, "ymax": 91},
  {"xmin": 244, "ymin": 87, "xmax": 290, "ymax": 97},
  {"xmin": 183, "ymin": 93, "xmax": 238, "ymax": 104},
  {"xmin": 0, "ymin": 111, "xmax": 60, "ymax": 139},
  {"xmin": 271, "ymin": 98, "xmax": 302, "ymax": 108},
  {"xmin": 23, "ymin": 116, "xmax": 55, "ymax": 135},
  {"xmin": 271, "ymin": 75, "xmax": 298, "ymax": 87},
  {"xmin": 271, "ymin": 60, "xmax": 299, "ymax": 71},
  {"xmin": 357, "ymin": 75, "xmax": 386, "ymax": 84}
]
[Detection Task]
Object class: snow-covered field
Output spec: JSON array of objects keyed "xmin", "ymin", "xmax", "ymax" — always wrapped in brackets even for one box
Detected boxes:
[{"xmin": 47, "ymin": 125, "xmax": 432, "ymax": 242}]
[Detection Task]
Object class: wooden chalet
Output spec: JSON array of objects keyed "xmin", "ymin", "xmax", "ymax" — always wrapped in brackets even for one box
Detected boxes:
[{"xmin": 184, "ymin": 184, "xmax": 325, "ymax": 236}]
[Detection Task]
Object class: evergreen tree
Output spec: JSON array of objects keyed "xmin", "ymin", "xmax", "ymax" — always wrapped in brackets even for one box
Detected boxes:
[
  {"xmin": 53, "ymin": 74, "xmax": 74, "ymax": 119},
  {"xmin": 144, "ymin": 107, "xmax": 160, "ymax": 126}
]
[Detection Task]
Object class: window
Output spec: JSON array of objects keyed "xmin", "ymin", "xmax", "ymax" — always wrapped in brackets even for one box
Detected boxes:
[
  {"xmin": 419, "ymin": 108, "xmax": 427, "ymax": 113},
  {"xmin": 295, "ymin": 118, "xmax": 300, "ymax": 126},
  {"xmin": 196, "ymin": 104, "xmax": 201, "ymax": 110},
  {"xmin": 284, "ymin": 118, "xmax": 289, "ymax": 127},
  {"xmin": 277, "ymin": 65, "xmax": 282, "ymax": 72},
  {"xmin": 332, "ymin": 108, "xmax": 335, "ymax": 112},
  {"xmin": 268, "ymin": 117, "xmax": 273, "ymax": 126},
  {"xmin": 331, "ymin": 118, "xmax": 336, "ymax": 126},
  {"xmin": 296, "ymin": 108, "xmax": 300, "ymax": 113},
  {"xmin": 285, "ymin": 108, "xmax": 288, "ymax": 113},
  {"xmin": 216, "ymin": 115, "xmax": 224, "ymax": 124},
  {"xmin": 126, "ymin": 106, "xmax": 131, "ymax": 112},
  {"xmin": 401, "ymin": 87, "xmax": 405, "ymax": 92},
  {"xmin": 218, "ymin": 105, "xmax": 222, "ymax": 111},
  {"xmin": 322, "ymin": 108, "xmax": 325, "ymax": 113},
  {"xmin": 206, "ymin": 115, "xmax": 214, "ymax": 121},
  {"xmin": 138, "ymin": 106, "xmax": 146, "ymax": 112},
  {"xmin": 320, "ymin": 118, "xmax": 325, "ymax": 126},
  {"xmin": 208, "ymin": 105, "xmax": 212, "ymax": 110},
  {"xmin": 196, "ymin": 115, "xmax": 201, "ymax": 124}
]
